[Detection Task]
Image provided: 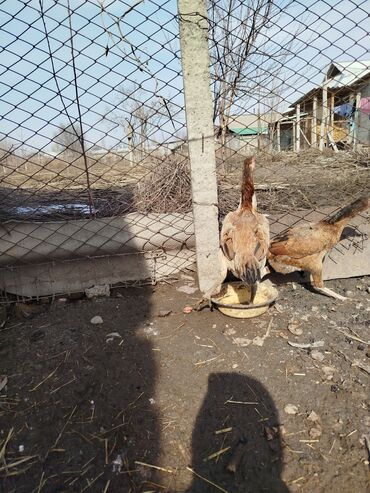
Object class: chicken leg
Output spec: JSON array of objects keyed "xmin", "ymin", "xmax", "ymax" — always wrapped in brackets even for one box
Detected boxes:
[{"xmin": 311, "ymin": 271, "xmax": 347, "ymax": 301}]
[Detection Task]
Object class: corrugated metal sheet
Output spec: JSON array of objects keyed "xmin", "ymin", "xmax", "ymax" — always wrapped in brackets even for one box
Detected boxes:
[
  {"xmin": 228, "ymin": 127, "xmax": 268, "ymax": 135},
  {"xmin": 326, "ymin": 60, "xmax": 370, "ymax": 88},
  {"xmin": 289, "ymin": 60, "xmax": 370, "ymax": 108}
]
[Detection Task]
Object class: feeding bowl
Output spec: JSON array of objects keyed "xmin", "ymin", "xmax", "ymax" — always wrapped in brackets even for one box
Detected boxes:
[{"xmin": 211, "ymin": 280, "xmax": 278, "ymax": 318}]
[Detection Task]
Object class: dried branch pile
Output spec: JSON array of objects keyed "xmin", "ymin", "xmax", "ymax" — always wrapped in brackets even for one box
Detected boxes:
[{"xmin": 133, "ymin": 156, "xmax": 192, "ymax": 214}]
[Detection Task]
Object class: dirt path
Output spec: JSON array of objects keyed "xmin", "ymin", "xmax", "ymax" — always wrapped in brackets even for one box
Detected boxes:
[{"xmin": 1, "ymin": 274, "xmax": 369, "ymax": 492}]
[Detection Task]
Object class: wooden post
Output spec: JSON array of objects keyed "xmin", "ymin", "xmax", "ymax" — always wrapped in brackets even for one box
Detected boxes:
[
  {"xmin": 320, "ymin": 79, "xmax": 328, "ymax": 151},
  {"xmin": 312, "ymin": 95, "xmax": 317, "ymax": 147},
  {"xmin": 126, "ymin": 122, "xmax": 134, "ymax": 165},
  {"xmin": 329, "ymin": 92, "xmax": 335, "ymax": 143},
  {"xmin": 276, "ymin": 120, "xmax": 281, "ymax": 152},
  {"xmin": 353, "ymin": 91, "xmax": 361, "ymax": 150},
  {"xmin": 292, "ymin": 119, "xmax": 296, "ymax": 151},
  {"xmin": 295, "ymin": 104, "xmax": 300, "ymax": 153},
  {"xmin": 178, "ymin": 0, "xmax": 221, "ymax": 294},
  {"xmin": 257, "ymin": 105, "xmax": 261, "ymax": 152}
]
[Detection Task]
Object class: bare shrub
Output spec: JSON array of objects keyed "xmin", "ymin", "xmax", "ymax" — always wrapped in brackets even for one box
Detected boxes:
[{"xmin": 133, "ymin": 156, "xmax": 192, "ymax": 213}]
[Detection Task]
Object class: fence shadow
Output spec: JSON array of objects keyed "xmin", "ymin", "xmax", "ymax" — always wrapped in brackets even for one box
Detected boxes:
[{"xmin": 186, "ymin": 372, "xmax": 290, "ymax": 493}]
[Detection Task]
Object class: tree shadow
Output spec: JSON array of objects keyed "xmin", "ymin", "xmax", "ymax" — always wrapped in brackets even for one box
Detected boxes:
[{"xmin": 186, "ymin": 372, "xmax": 290, "ymax": 493}]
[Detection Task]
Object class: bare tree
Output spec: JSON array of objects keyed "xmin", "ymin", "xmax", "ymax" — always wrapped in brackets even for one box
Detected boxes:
[
  {"xmin": 0, "ymin": 138, "xmax": 14, "ymax": 173},
  {"xmin": 208, "ymin": 0, "xmax": 307, "ymax": 148},
  {"xmin": 53, "ymin": 123, "xmax": 83, "ymax": 156},
  {"xmin": 112, "ymin": 83, "xmax": 172, "ymax": 156}
]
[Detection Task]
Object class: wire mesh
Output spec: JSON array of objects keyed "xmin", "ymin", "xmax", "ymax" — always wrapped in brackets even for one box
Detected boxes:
[{"xmin": 0, "ymin": 0, "xmax": 369, "ymax": 300}]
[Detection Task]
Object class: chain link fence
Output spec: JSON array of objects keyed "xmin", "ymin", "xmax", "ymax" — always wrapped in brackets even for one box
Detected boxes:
[{"xmin": 0, "ymin": 0, "xmax": 369, "ymax": 300}]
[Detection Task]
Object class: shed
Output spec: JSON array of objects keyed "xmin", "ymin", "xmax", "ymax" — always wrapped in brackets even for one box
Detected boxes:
[
  {"xmin": 225, "ymin": 112, "xmax": 281, "ymax": 153},
  {"xmin": 274, "ymin": 59, "xmax": 370, "ymax": 151}
]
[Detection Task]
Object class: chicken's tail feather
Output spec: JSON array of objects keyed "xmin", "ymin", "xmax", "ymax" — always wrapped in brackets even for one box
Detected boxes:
[
  {"xmin": 239, "ymin": 256, "xmax": 261, "ymax": 286},
  {"xmin": 240, "ymin": 156, "xmax": 255, "ymax": 211},
  {"xmin": 325, "ymin": 196, "xmax": 369, "ymax": 226}
]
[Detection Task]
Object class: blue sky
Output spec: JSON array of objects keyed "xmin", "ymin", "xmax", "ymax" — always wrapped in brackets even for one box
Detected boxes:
[{"xmin": 0, "ymin": 0, "xmax": 369, "ymax": 153}]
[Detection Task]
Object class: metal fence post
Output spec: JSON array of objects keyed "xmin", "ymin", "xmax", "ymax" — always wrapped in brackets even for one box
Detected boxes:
[{"xmin": 178, "ymin": 0, "xmax": 221, "ymax": 294}]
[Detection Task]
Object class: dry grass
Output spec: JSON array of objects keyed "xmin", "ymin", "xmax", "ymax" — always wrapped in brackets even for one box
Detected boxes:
[
  {"xmin": 0, "ymin": 148, "xmax": 369, "ymax": 221},
  {"xmin": 218, "ymin": 148, "xmax": 370, "ymax": 218}
]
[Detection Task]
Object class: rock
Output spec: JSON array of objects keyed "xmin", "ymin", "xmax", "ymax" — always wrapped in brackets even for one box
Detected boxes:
[
  {"xmin": 232, "ymin": 337, "xmax": 251, "ymax": 347},
  {"xmin": 288, "ymin": 340, "xmax": 324, "ymax": 349},
  {"xmin": 158, "ymin": 310, "xmax": 172, "ymax": 317},
  {"xmin": 90, "ymin": 315, "xmax": 103, "ymax": 324},
  {"xmin": 309, "ymin": 426, "xmax": 322, "ymax": 439},
  {"xmin": 112, "ymin": 454, "xmax": 123, "ymax": 473},
  {"xmin": 224, "ymin": 328, "xmax": 236, "ymax": 336},
  {"xmin": 85, "ymin": 284, "xmax": 110, "ymax": 299},
  {"xmin": 177, "ymin": 285, "xmax": 198, "ymax": 294},
  {"xmin": 311, "ymin": 306, "xmax": 319, "ymax": 312},
  {"xmin": 311, "ymin": 350, "xmax": 325, "ymax": 362},
  {"xmin": 366, "ymin": 286, "xmax": 370, "ymax": 294},
  {"xmin": 284, "ymin": 404, "xmax": 298, "ymax": 415},
  {"xmin": 183, "ymin": 306, "xmax": 193, "ymax": 314},
  {"xmin": 307, "ymin": 410, "xmax": 320, "ymax": 423},
  {"xmin": 143, "ymin": 327, "xmax": 158, "ymax": 336},
  {"xmin": 288, "ymin": 322, "xmax": 303, "ymax": 336},
  {"xmin": 322, "ymin": 365, "xmax": 335, "ymax": 380},
  {"xmin": 106, "ymin": 332, "xmax": 122, "ymax": 339},
  {"xmin": 56, "ymin": 297, "xmax": 68, "ymax": 304}
]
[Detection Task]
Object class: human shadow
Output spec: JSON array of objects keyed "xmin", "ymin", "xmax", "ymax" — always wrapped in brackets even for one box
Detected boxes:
[{"xmin": 186, "ymin": 373, "xmax": 290, "ymax": 493}]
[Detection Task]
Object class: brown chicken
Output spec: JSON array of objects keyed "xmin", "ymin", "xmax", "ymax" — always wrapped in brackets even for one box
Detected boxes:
[
  {"xmin": 204, "ymin": 156, "xmax": 270, "ymax": 303},
  {"xmin": 268, "ymin": 196, "xmax": 370, "ymax": 300}
]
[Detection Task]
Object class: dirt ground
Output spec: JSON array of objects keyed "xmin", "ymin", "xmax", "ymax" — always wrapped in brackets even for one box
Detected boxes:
[{"xmin": 1, "ymin": 273, "xmax": 369, "ymax": 493}]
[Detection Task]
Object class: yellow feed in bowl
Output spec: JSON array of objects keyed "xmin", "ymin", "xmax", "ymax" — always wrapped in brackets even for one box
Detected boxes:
[{"xmin": 212, "ymin": 280, "xmax": 278, "ymax": 318}]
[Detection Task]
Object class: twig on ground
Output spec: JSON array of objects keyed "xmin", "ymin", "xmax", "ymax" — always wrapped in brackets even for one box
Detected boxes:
[
  {"xmin": 186, "ymin": 466, "xmax": 229, "ymax": 493},
  {"xmin": 45, "ymin": 405, "xmax": 77, "ymax": 459}
]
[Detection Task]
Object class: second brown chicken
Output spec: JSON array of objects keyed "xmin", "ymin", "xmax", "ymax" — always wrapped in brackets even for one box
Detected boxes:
[{"xmin": 268, "ymin": 196, "xmax": 370, "ymax": 300}]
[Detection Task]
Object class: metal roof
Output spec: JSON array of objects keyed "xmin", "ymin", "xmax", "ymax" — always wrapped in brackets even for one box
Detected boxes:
[
  {"xmin": 228, "ymin": 127, "xmax": 268, "ymax": 136},
  {"xmin": 326, "ymin": 60, "xmax": 370, "ymax": 88},
  {"xmin": 289, "ymin": 59, "xmax": 370, "ymax": 108}
]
